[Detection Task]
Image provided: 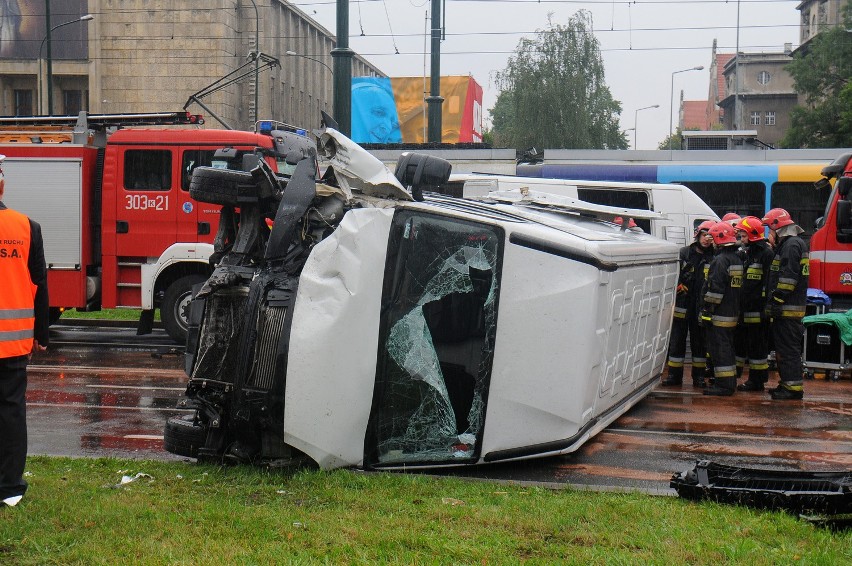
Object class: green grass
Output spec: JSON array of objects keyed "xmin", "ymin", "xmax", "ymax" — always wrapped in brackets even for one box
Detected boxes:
[
  {"xmin": 58, "ymin": 308, "xmax": 159, "ymax": 322},
  {"xmin": 1, "ymin": 457, "xmax": 850, "ymax": 564}
]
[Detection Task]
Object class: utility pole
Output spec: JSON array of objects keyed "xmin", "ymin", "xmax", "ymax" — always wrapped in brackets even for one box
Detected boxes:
[
  {"xmin": 332, "ymin": 0, "xmax": 353, "ymax": 136},
  {"xmin": 426, "ymin": 0, "xmax": 444, "ymax": 143}
]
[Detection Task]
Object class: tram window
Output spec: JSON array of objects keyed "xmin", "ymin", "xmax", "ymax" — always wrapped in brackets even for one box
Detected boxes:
[
  {"xmin": 771, "ymin": 182, "xmax": 832, "ymax": 239},
  {"xmin": 673, "ymin": 182, "xmax": 764, "ymax": 220}
]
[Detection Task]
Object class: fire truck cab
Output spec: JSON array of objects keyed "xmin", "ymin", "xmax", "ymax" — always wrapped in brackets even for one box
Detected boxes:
[
  {"xmin": 0, "ymin": 112, "xmax": 310, "ymax": 342},
  {"xmin": 808, "ymin": 152, "xmax": 852, "ymax": 309}
]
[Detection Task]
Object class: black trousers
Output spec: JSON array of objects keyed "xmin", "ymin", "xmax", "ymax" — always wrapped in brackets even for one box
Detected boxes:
[
  {"xmin": 772, "ymin": 317, "xmax": 805, "ymax": 386},
  {"xmin": 667, "ymin": 311, "xmax": 706, "ymax": 381},
  {"xmin": 706, "ymin": 324, "xmax": 737, "ymax": 382},
  {"xmin": 0, "ymin": 356, "xmax": 28, "ymax": 500},
  {"xmin": 734, "ymin": 319, "xmax": 771, "ymax": 383}
]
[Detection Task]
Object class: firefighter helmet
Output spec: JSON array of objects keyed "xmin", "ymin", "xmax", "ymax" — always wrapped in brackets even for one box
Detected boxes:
[
  {"xmin": 694, "ymin": 220, "xmax": 716, "ymax": 238},
  {"xmin": 721, "ymin": 212, "xmax": 741, "ymax": 226},
  {"xmin": 709, "ymin": 221, "xmax": 738, "ymax": 246},
  {"xmin": 761, "ymin": 208, "xmax": 794, "ymax": 229},
  {"xmin": 734, "ymin": 216, "xmax": 765, "ymax": 242}
]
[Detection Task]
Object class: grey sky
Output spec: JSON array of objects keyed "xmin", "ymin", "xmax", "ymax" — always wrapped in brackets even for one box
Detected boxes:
[{"xmin": 296, "ymin": 0, "xmax": 801, "ymax": 149}]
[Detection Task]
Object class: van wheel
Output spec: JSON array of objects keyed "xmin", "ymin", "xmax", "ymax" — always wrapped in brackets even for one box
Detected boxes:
[
  {"xmin": 163, "ymin": 413, "xmax": 208, "ymax": 458},
  {"xmin": 162, "ymin": 274, "xmax": 207, "ymax": 344}
]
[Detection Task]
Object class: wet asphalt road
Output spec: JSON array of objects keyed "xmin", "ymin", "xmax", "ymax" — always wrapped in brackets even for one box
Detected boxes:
[{"xmin": 27, "ymin": 323, "xmax": 852, "ymax": 492}]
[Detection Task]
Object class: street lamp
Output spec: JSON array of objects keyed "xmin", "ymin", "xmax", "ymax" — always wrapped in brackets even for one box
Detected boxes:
[
  {"xmin": 668, "ymin": 65, "xmax": 704, "ymax": 150},
  {"xmin": 634, "ymin": 104, "xmax": 659, "ymax": 150},
  {"xmin": 285, "ymin": 50, "xmax": 334, "ymax": 75},
  {"xmin": 41, "ymin": 14, "xmax": 94, "ymax": 115}
]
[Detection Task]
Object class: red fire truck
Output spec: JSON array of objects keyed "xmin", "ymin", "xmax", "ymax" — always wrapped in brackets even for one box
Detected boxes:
[
  {"xmin": 807, "ymin": 152, "xmax": 852, "ymax": 309},
  {"xmin": 0, "ymin": 111, "xmax": 283, "ymax": 342}
]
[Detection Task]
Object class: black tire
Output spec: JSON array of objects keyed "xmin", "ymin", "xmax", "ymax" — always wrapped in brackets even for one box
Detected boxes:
[
  {"xmin": 189, "ymin": 167, "xmax": 257, "ymax": 206},
  {"xmin": 163, "ymin": 413, "xmax": 208, "ymax": 458},
  {"xmin": 161, "ymin": 274, "xmax": 208, "ymax": 344}
]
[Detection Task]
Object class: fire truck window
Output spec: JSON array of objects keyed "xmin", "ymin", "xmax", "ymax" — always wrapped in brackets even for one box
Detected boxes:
[
  {"xmin": 673, "ymin": 181, "xmax": 764, "ymax": 220},
  {"xmin": 182, "ymin": 150, "xmax": 244, "ymax": 191},
  {"xmin": 124, "ymin": 150, "xmax": 172, "ymax": 191},
  {"xmin": 771, "ymin": 181, "xmax": 832, "ymax": 240}
]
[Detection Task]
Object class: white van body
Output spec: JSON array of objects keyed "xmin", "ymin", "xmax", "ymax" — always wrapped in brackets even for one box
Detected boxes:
[{"xmin": 446, "ymin": 174, "xmax": 719, "ymax": 246}]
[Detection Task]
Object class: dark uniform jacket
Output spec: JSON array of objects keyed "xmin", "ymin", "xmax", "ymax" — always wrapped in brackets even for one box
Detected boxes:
[
  {"xmin": 741, "ymin": 240, "xmax": 775, "ymax": 323},
  {"xmin": 766, "ymin": 234, "xmax": 809, "ymax": 319},
  {"xmin": 702, "ymin": 245, "xmax": 743, "ymax": 327},
  {"xmin": 675, "ymin": 242, "xmax": 712, "ymax": 315}
]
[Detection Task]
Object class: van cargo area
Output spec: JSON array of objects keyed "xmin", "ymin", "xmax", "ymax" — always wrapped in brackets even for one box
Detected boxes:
[{"xmin": 165, "ymin": 128, "xmax": 680, "ymax": 470}]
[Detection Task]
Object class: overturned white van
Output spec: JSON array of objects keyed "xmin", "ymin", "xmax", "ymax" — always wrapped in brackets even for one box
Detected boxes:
[{"xmin": 165, "ymin": 127, "xmax": 680, "ymax": 470}]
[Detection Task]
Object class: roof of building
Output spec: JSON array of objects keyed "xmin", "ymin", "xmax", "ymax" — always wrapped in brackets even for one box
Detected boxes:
[{"xmin": 715, "ymin": 53, "xmax": 735, "ymax": 100}]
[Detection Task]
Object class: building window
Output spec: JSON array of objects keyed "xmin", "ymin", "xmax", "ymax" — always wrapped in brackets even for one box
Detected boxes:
[
  {"xmin": 63, "ymin": 90, "xmax": 84, "ymax": 115},
  {"xmin": 14, "ymin": 90, "xmax": 33, "ymax": 116},
  {"xmin": 757, "ymin": 71, "xmax": 771, "ymax": 85},
  {"xmin": 765, "ymin": 111, "xmax": 776, "ymax": 126},
  {"xmin": 750, "ymin": 111, "xmax": 761, "ymax": 126}
]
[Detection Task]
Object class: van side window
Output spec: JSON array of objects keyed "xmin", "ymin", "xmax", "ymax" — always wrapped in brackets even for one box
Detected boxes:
[
  {"xmin": 577, "ymin": 188, "xmax": 651, "ymax": 233},
  {"xmin": 124, "ymin": 150, "xmax": 172, "ymax": 191}
]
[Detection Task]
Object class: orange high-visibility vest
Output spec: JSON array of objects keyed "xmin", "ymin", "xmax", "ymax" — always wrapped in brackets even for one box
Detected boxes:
[{"xmin": 0, "ymin": 207, "xmax": 37, "ymax": 358}]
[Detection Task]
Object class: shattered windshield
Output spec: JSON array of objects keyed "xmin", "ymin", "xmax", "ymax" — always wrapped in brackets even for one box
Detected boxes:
[{"xmin": 368, "ymin": 210, "xmax": 503, "ymax": 466}]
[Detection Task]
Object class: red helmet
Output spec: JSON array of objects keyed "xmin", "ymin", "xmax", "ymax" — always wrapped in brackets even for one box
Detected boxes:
[
  {"xmin": 721, "ymin": 212, "xmax": 741, "ymax": 226},
  {"xmin": 694, "ymin": 220, "xmax": 716, "ymax": 238},
  {"xmin": 761, "ymin": 208, "xmax": 794, "ymax": 229},
  {"xmin": 734, "ymin": 216, "xmax": 765, "ymax": 242},
  {"xmin": 709, "ymin": 221, "xmax": 738, "ymax": 246}
]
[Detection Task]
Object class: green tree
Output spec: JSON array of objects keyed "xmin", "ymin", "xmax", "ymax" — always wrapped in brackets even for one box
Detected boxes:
[
  {"xmin": 490, "ymin": 11, "xmax": 627, "ymax": 150},
  {"xmin": 781, "ymin": 5, "xmax": 852, "ymax": 148}
]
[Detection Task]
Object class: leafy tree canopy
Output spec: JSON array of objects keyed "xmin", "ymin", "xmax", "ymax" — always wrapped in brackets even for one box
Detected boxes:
[
  {"xmin": 781, "ymin": 5, "xmax": 852, "ymax": 148},
  {"xmin": 490, "ymin": 11, "xmax": 628, "ymax": 151}
]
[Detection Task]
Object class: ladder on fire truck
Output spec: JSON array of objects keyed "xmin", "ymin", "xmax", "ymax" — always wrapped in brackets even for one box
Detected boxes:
[{"xmin": 0, "ymin": 111, "xmax": 205, "ymax": 145}]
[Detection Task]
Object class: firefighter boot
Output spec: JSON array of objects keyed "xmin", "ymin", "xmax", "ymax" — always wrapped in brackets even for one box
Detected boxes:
[
  {"xmin": 703, "ymin": 377, "xmax": 736, "ymax": 396},
  {"xmin": 661, "ymin": 368, "xmax": 683, "ymax": 386},
  {"xmin": 737, "ymin": 379, "xmax": 764, "ymax": 392},
  {"xmin": 769, "ymin": 383, "xmax": 804, "ymax": 400}
]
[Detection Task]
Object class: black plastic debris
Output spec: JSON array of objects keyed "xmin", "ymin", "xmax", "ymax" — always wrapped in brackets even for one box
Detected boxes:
[{"xmin": 671, "ymin": 460, "xmax": 852, "ymax": 520}]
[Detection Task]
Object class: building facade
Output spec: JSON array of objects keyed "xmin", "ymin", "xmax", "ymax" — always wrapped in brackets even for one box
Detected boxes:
[
  {"xmin": 797, "ymin": 0, "xmax": 847, "ymax": 48},
  {"xmin": 717, "ymin": 51, "xmax": 799, "ymax": 146},
  {"xmin": 0, "ymin": 1, "xmax": 384, "ymax": 131}
]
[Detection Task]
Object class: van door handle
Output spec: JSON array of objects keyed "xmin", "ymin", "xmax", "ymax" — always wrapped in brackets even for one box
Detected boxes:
[
  {"xmin": 198, "ymin": 222, "xmax": 210, "ymax": 235},
  {"xmin": 116, "ymin": 221, "xmax": 129, "ymax": 234}
]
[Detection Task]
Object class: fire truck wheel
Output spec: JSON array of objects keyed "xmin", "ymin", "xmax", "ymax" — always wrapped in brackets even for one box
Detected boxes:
[
  {"xmin": 189, "ymin": 167, "xmax": 256, "ymax": 206},
  {"xmin": 163, "ymin": 413, "xmax": 208, "ymax": 458},
  {"xmin": 162, "ymin": 274, "xmax": 207, "ymax": 343}
]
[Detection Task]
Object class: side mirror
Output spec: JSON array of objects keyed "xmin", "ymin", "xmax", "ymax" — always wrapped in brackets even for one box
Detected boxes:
[{"xmin": 815, "ymin": 216, "xmax": 824, "ymax": 230}]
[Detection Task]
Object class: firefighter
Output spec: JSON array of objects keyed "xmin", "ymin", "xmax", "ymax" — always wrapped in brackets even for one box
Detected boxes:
[
  {"xmin": 762, "ymin": 208, "xmax": 809, "ymax": 400},
  {"xmin": 0, "ymin": 155, "xmax": 49, "ymax": 507},
  {"xmin": 733, "ymin": 216, "xmax": 775, "ymax": 390},
  {"xmin": 721, "ymin": 212, "xmax": 741, "ymax": 226},
  {"xmin": 663, "ymin": 220, "xmax": 716, "ymax": 388},
  {"xmin": 700, "ymin": 221, "xmax": 743, "ymax": 396}
]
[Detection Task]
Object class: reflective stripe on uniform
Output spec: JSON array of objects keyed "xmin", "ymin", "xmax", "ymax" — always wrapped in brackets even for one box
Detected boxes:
[
  {"xmin": 749, "ymin": 359, "xmax": 769, "ymax": 370},
  {"xmin": 714, "ymin": 365, "xmax": 738, "ymax": 377},
  {"xmin": 705, "ymin": 291, "xmax": 723, "ymax": 304},
  {"xmin": 711, "ymin": 315, "xmax": 739, "ymax": 327},
  {"xmin": 742, "ymin": 311, "xmax": 762, "ymax": 324},
  {"xmin": 0, "ymin": 328, "xmax": 34, "ymax": 341},
  {"xmin": 668, "ymin": 357, "xmax": 685, "ymax": 368},
  {"xmin": 0, "ymin": 308, "xmax": 35, "ymax": 320}
]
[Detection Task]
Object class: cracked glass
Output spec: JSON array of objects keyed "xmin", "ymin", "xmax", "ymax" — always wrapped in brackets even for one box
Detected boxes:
[{"xmin": 369, "ymin": 210, "xmax": 502, "ymax": 466}]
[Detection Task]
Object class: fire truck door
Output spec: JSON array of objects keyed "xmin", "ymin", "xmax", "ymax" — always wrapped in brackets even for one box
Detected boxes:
[
  {"xmin": 115, "ymin": 148, "xmax": 179, "ymax": 257},
  {"xmin": 177, "ymin": 149, "xmax": 229, "ymax": 245}
]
